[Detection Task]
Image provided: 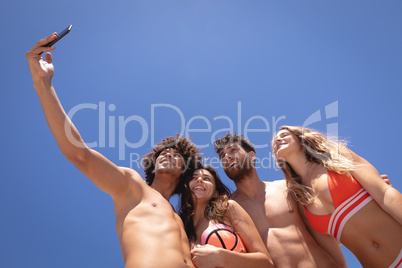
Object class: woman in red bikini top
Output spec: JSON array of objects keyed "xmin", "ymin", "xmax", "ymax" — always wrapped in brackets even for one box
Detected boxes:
[
  {"xmin": 272, "ymin": 125, "xmax": 402, "ymax": 268},
  {"xmin": 178, "ymin": 165, "xmax": 273, "ymax": 268}
]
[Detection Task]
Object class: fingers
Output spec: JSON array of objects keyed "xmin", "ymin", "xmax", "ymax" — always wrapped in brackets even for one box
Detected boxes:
[
  {"xmin": 191, "ymin": 244, "xmax": 204, "ymax": 253},
  {"xmin": 26, "ymin": 46, "xmax": 55, "ymax": 61},
  {"xmin": 35, "ymin": 33, "xmax": 58, "ymax": 49},
  {"xmin": 380, "ymin": 174, "xmax": 392, "ymax": 187},
  {"xmin": 38, "ymin": 46, "xmax": 56, "ymax": 56},
  {"xmin": 45, "ymin": 52, "xmax": 53, "ymax": 64},
  {"xmin": 26, "ymin": 33, "xmax": 58, "ymax": 58}
]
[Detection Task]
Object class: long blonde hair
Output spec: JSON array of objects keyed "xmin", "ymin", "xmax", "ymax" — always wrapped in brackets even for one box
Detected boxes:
[{"xmin": 272, "ymin": 126, "xmax": 357, "ymax": 205}]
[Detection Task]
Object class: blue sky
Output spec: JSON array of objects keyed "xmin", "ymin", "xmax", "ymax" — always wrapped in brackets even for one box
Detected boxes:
[{"xmin": 1, "ymin": 1, "xmax": 401, "ymax": 267}]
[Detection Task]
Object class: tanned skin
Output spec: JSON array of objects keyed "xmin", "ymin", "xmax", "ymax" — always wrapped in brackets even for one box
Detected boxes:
[
  {"xmin": 273, "ymin": 128, "xmax": 402, "ymax": 267},
  {"xmin": 26, "ymin": 33, "xmax": 194, "ymax": 268},
  {"xmin": 217, "ymin": 142, "xmax": 346, "ymax": 268}
]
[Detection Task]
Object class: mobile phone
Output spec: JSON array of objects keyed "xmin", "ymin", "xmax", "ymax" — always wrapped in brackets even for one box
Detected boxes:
[
  {"xmin": 45, "ymin": 25, "xmax": 73, "ymax": 47},
  {"xmin": 39, "ymin": 25, "xmax": 72, "ymax": 55}
]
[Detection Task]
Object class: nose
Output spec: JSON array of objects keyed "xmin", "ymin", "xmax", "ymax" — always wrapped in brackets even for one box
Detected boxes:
[
  {"xmin": 222, "ymin": 152, "xmax": 233, "ymax": 166},
  {"xmin": 223, "ymin": 152, "xmax": 232, "ymax": 161},
  {"xmin": 196, "ymin": 176, "xmax": 204, "ymax": 183},
  {"xmin": 165, "ymin": 151, "xmax": 173, "ymax": 159},
  {"xmin": 275, "ymin": 137, "xmax": 282, "ymax": 145},
  {"xmin": 273, "ymin": 137, "xmax": 282, "ymax": 152}
]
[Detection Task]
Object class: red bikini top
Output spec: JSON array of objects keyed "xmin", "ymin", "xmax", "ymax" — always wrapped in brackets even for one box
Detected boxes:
[{"xmin": 303, "ymin": 170, "xmax": 372, "ymax": 241}]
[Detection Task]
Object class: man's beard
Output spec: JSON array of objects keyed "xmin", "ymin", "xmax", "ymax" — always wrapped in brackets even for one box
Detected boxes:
[
  {"xmin": 154, "ymin": 164, "xmax": 182, "ymax": 178},
  {"xmin": 224, "ymin": 155, "xmax": 254, "ymax": 182}
]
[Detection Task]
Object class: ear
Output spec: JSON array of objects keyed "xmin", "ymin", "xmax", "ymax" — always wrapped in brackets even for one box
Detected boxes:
[
  {"xmin": 249, "ymin": 151, "xmax": 256, "ymax": 161},
  {"xmin": 247, "ymin": 151, "xmax": 257, "ymax": 168}
]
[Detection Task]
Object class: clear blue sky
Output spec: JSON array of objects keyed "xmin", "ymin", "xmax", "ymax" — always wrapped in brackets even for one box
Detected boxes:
[{"xmin": 1, "ymin": 1, "xmax": 401, "ymax": 267}]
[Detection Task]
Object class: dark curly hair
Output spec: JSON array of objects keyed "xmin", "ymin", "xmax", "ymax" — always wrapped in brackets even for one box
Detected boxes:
[
  {"xmin": 179, "ymin": 165, "xmax": 232, "ymax": 242},
  {"xmin": 214, "ymin": 133, "xmax": 255, "ymax": 157},
  {"xmin": 142, "ymin": 135, "xmax": 202, "ymax": 195}
]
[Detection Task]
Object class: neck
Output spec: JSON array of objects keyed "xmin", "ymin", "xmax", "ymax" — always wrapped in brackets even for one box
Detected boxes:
[
  {"xmin": 233, "ymin": 168, "xmax": 265, "ymax": 198},
  {"xmin": 284, "ymin": 152, "xmax": 320, "ymax": 185},
  {"xmin": 192, "ymin": 200, "xmax": 208, "ymax": 226},
  {"xmin": 151, "ymin": 173, "xmax": 178, "ymax": 200}
]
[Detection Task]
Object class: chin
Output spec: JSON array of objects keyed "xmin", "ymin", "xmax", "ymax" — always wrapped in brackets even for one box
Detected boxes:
[
  {"xmin": 225, "ymin": 168, "xmax": 240, "ymax": 182},
  {"xmin": 156, "ymin": 167, "xmax": 176, "ymax": 175},
  {"xmin": 228, "ymin": 165, "xmax": 253, "ymax": 182}
]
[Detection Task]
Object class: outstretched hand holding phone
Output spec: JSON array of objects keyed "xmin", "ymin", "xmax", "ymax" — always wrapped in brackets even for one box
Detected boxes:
[{"xmin": 26, "ymin": 25, "xmax": 72, "ymax": 85}]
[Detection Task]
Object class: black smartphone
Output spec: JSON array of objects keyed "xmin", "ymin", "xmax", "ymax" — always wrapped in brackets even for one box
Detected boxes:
[
  {"xmin": 39, "ymin": 25, "xmax": 72, "ymax": 55},
  {"xmin": 45, "ymin": 25, "xmax": 73, "ymax": 47}
]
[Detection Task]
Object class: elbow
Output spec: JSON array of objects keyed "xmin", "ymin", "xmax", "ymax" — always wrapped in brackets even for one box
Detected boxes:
[
  {"xmin": 58, "ymin": 128, "xmax": 88, "ymax": 164},
  {"xmin": 63, "ymin": 145, "xmax": 90, "ymax": 166},
  {"xmin": 253, "ymin": 253, "xmax": 275, "ymax": 268},
  {"xmin": 263, "ymin": 254, "xmax": 275, "ymax": 268}
]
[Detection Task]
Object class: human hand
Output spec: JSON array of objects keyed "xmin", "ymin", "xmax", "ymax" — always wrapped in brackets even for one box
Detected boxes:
[
  {"xmin": 191, "ymin": 244, "xmax": 224, "ymax": 268},
  {"xmin": 26, "ymin": 33, "xmax": 57, "ymax": 85},
  {"xmin": 381, "ymin": 174, "xmax": 392, "ymax": 187}
]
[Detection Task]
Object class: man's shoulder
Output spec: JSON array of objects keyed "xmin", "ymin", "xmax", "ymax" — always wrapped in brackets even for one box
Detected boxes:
[
  {"xmin": 263, "ymin": 179, "xmax": 286, "ymax": 188},
  {"xmin": 116, "ymin": 167, "xmax": 149, "ymax": 190},
  {"xmin": 119, "ymin": 166, "xmax": 143, "ymax": 179},
  {"xmin": 263, "ymin": 179, "xmax": 290, "ymax": 200}
]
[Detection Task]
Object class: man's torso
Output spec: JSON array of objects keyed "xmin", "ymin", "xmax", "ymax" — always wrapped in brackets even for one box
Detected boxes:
[
  {"xmin": 113, "ymin": 170, "xmax": 193, "ymax": 268},
  {"xmin": 234, "ymin": 180, "xmax": 338, "ymax": 268}
]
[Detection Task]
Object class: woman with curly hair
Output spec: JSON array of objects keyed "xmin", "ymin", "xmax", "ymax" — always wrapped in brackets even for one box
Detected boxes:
[
  {"xmin": 272, "ymin": 126, "xmax": 402, "ymax": 268},
  {"xmin": 179, "ymin": 165, "xmax": 273, "ymax": 268}
]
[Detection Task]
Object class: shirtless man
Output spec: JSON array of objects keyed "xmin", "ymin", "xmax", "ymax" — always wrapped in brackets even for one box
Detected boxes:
[
  {"xmin": 213, "ymin": 133, "xmax": 347, "ymax": 267},
  {"xmin": 26, "ymin": 33, "xmax": 200, "ymax": 268}
]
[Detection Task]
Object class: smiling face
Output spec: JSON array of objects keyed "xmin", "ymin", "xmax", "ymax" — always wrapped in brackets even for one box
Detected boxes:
[
  {"xmin": 189, "ymin": 169, "xmax": 217, "ymax": 202},
  {"xmin": 154, "ymin": 148, "xmax": 184, "ymax": 178},
  {"xmin": 219, "ymin": 143, "xmax": 254, "ymax": 182},
  {"xmin": 273, "ymin": 129, "xmax": 302, "ymax": 160}
]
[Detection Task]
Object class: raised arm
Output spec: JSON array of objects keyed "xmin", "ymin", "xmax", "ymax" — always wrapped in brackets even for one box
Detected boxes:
[
  {"xmin": 26, "ymin": 34, "xmax": 141, "ymax": 199},
  {"xmin": 342, "ymin": 148, "xmax": 402, "ymax": 225},
  {"xmin": 191, "ymin": 200, "xmax": 274, "ymax": 268}
]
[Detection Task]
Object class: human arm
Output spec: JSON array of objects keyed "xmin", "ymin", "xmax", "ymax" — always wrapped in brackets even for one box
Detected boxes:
[
  {"xmin": 341, "ymin": 148, "xmax": 402, "ymax": 224},
  {"xmin": 191, "ymin": 244, "xmax": 272, "ymax": 268},
  {"xmin": 191, "ymin": 200, "xmax": 273, "ymax": 268},
  {"xmin": 26, "ymin": 34, "xmax": 142, "ymax": 199},
  {"xmin": 380, "ymin": 174, "xmax": 391, "ymax": 186}
]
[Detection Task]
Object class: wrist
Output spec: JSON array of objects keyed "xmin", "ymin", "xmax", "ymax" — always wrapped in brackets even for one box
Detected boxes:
[
  {"xmin": 216, "ymin": 248, "xmax": 228, "ymax": 266},
  {"xmin": 33, "ymin": 77, "xmax": 52, "ymax": 91}
]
